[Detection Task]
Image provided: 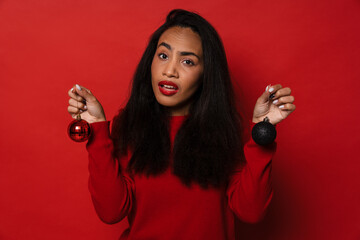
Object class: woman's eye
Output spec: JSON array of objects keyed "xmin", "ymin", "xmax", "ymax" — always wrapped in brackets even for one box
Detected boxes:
[
  {"xmin": 183, "ymin": 59, "xmax": 194, "ymax": 65},
  {"xmin": 158, "ymin": 53, "xmax": 168, "ymax": 60}
]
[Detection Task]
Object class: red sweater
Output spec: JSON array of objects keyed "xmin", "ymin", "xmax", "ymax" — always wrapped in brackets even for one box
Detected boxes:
[{"xmin": 86, "ymin": 116, "xmax": 276, "ymax": 240}]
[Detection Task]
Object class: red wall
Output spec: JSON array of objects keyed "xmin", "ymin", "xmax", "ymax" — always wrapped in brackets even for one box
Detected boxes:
[{"xmin": 0, "ymin": 0, "xmax": 359, "ymax": 239}]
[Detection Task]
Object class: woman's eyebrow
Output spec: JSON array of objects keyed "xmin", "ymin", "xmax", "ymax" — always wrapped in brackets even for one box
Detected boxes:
[
  {"xmin": 158, "ymin": 42, "xmax": 171, "ymax": 50},
  {"xmin": 158, "ymin": 42, "xmax": 200, "ymax": 60},
  {"xmin": 179, "ymin": 51, "xmax": 200, "ymax": 60}
]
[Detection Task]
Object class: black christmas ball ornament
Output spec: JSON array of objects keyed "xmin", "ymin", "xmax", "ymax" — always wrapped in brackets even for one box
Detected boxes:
[
  {"xmin": 67, "ymin": 115, "xmax": 91, "ymax": 142},
  {"xmin": 252, "ymin": 117, "xmax": 276, "ymax": 145}
]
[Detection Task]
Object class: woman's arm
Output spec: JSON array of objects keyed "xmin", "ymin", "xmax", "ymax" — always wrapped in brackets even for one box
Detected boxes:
[
  {"xmin": 86, "ymin": 121, "xmax": 134, "ymax": 224},
  {"xmin": 67, "ymin": 84, "xmax": 134, "ymax": 224},
  {"xmin": 226, "ymin": 124, "xmax": 276, "ymax": 223},
  {"xmin": 227, "ymin": 84, "xmax": 295, "ymax": 222}
]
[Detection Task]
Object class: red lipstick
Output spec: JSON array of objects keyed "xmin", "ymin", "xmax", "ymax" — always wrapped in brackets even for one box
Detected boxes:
[{"xmin": 158, "ymin": 81, "xmax": 179, "ymax": 96}]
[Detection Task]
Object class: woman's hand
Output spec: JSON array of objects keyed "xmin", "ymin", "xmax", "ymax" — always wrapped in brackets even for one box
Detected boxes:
[
  {"xmin": 252, "ymin": 84, "xmax": 296, "ymax": 125},
  {"xmin": 67, "ymin": 84, "xmax": 106, "ymax": 124}
]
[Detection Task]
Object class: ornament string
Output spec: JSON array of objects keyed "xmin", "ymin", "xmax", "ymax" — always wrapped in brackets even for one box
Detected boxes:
[{"xmin": 77, "ymin": 97, "xmax": 81, "ymax": 120}]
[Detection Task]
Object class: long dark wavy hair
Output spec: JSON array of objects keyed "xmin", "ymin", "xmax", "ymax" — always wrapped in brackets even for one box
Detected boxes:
[{"xmin": 111, "ymin": 9, "xmax": 244, "ymax": 189}]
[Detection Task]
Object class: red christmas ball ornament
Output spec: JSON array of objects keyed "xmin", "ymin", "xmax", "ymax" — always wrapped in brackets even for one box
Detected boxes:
[{"xmin": 67, "ymin": 115, "xmax": 91, "ymax": 142}]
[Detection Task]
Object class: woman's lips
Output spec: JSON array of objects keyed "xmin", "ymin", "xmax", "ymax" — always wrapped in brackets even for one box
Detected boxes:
[{"xmin": 158, "ymin": 81, "xmax": 179, "ymax": 96}]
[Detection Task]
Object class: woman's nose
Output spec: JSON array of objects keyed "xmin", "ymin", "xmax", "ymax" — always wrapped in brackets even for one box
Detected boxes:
[{"xmin": 162, "ymin": 59, "xmax": 179, "ymax": 78}]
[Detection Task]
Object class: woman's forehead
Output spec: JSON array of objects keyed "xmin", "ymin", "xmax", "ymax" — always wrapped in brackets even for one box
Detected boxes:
[{"xmin": 157, "ymin": 26, "xmax": 203, "ymax": 57}]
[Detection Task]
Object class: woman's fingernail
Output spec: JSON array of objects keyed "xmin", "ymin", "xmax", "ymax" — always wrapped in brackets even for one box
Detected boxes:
[
  {"xmin": 84, "ymin": 105, "xmax": 87, "ymax": 109},
  {"xmin": 272, "ymin": 99, "xmax": 278, "ymax": 104},
  {"xmin": 269, "ymin": 87, "xmax": 274, "ymax": 93},
  {"xmin": 76, "ymin": 84, "xmax": 82, "ymax": 91},
  {"xmin": 269, "ymin": 93, "xmax": 275, "ymax": 99},
  {"xmin": 70, "ymin": 87, "xmax": 74, "ymax": 92},
  {"xmin": 279, "ymin": 105, "xmax": 284, "ymax": 109},
  {"xmin": 266, "ymin": 84, "xmax": 272, "ymax": 92}
]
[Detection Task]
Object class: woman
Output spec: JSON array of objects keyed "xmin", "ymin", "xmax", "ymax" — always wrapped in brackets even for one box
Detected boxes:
[{"xmin": 67, "ymin": 9, "xmax": 295, "ymax": 240}]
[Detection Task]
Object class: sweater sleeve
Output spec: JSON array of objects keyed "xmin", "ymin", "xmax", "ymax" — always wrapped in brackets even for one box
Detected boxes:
[
  {"xmin": 86, "ymin": 121, "xmax": 135, "ymax": 224},
  {"xmin": 226, "ymin": 122, "xmax": 277, "ymax": 223}
]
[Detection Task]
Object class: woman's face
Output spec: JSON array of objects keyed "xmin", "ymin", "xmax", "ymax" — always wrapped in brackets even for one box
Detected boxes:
[{"xmin": 151, "ymin": 26, "xmax": 204, "ymax": 116}]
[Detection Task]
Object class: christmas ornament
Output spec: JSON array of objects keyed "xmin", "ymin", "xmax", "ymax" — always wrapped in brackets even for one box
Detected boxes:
[
  {"xmin": 68, "ymin": 114, "xmax": 91, "ymax": 142},
  {"xmin": 67, "ymin": 91, "xmax": 91, "ymax": 145},
  {"xmin": 252, "ymin": 117, "xmax": 276, "ymax": 145}
]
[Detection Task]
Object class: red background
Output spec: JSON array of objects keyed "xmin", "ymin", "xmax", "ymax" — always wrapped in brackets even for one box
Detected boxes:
[{"xmin": 1, "ymin": 0, "xmax": 359, "ymax": 239}]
